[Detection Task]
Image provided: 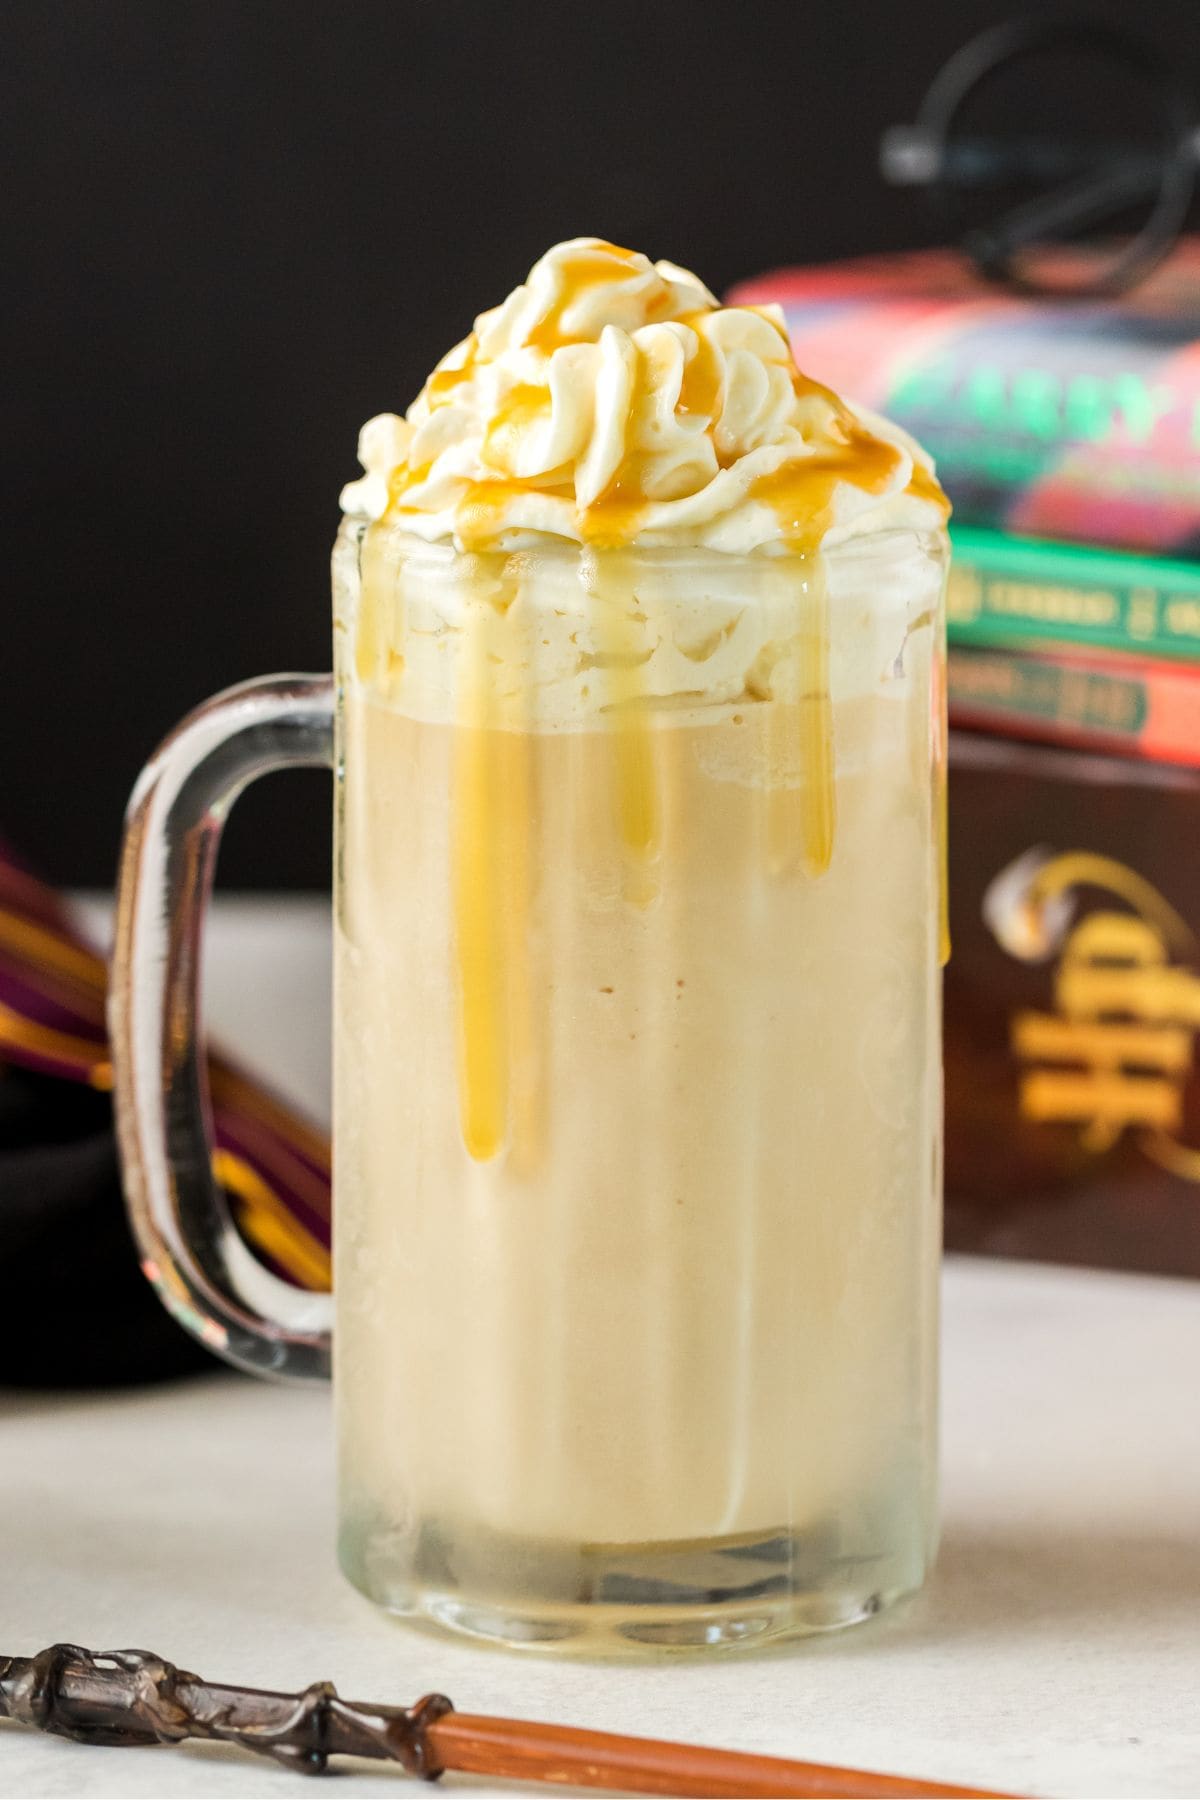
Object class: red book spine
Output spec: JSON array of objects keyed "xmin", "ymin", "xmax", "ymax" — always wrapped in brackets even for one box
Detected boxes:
[{"xmin": 948, "ymin": 645, "xmax": 1200, "ymax": 768}]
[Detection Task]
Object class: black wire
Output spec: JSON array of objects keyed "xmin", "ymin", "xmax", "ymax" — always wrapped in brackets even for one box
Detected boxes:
[{"xmin": 915, "ymin": 15, "xmax": 1197, "ymax": 296}]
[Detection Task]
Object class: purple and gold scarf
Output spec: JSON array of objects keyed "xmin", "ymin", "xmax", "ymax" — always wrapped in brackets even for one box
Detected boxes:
[{"xmin": 0, "ymin": 847, "xmax": 331, "ymax": 1290}]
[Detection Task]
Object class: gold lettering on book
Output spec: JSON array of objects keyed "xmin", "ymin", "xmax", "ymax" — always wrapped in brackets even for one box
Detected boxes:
[
  {"xmin": 986, "ymin": 581, "xmax": 1118, "ymax": 627},
  {"xmin": 1165, "ymin": 596, "xmax": 1200, "ymax": 639},
  {"xmin": 1127, "ymin": 587, "xmax": 1159, "ymax": 640},
  {"xmin": 985, "ymin": 850, "xmax": 1200, "ymax": 1175},
  {"xmin": 945, "ymin": 563, "xmax": 982, "ymax": 625}
]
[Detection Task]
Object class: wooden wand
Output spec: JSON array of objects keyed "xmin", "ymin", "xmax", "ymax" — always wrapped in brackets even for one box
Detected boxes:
[{"xmin": 0, "ymin": 1642, "xmax": 1021, "ymax": 1798}]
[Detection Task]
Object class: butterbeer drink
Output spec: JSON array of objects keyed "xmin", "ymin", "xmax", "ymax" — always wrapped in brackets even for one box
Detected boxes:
[{"xmin": 332, "ymin": 239, "xmax": 950, "ymax": 1649}]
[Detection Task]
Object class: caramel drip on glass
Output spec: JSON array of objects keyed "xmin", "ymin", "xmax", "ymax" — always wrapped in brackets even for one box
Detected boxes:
[
  {"xmin": 936, "ymin": 757, "xmax": 950, "ymax": 967},
  {"xmin": 453, "ymin": 595, "xmax": 509, "ymax": 1162},
  {"xmin": 765, "ymin": 561, "xmax": 836, "ymax": 879},
  {"xmin": 749, "ymin": 419, "xmax": 912, "ymax": 882},
  {"xmin": 354, "ymin": 530, "xmax": 389, "ymax": 688},
  {"xmin": 496, "ymin": 598, "xmax": 541, "ymax": 1173},
  {"xmin": 797, "ymin": 570, "xmax": 836, "ymax": 876},
  {"xmin": 765, "ymin": 706, "xmax": 803, "ymax": 879},
  {"xmin": 590, "ymin": 552, "xmax": 660, "ymax": 905},
  {"xmin": 933, "ymin": 632, "xmax": 951, "ymax": 966},
  {"xmin": 451, "ymin": 564, "xmax": 541, "ymax": 1164}
]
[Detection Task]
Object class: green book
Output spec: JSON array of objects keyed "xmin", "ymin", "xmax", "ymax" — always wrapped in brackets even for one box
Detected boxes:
[{"xmin": 947, "ymin": 527, "xmax": 1200, "ymax": 663}]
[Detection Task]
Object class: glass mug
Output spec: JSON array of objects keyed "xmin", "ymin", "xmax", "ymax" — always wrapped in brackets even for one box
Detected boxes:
[{"xmin": 110, "ymin": 517, "xmax": 947, "ymax": 1653}]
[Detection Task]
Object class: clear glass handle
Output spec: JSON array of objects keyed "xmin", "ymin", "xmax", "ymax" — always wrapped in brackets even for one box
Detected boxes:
[{"xmin": 109, "ymin": 673, "xmax": 335, "ymax": 1382}]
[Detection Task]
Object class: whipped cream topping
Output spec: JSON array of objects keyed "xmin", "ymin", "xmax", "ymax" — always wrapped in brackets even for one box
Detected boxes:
[{"xmin": 340, "ymin": 238, "xmax": 947, "ymax": 553}]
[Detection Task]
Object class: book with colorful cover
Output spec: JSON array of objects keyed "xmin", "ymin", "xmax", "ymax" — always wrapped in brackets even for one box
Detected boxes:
[
  {"xmin": 948, "ymin": 643, "xmax": 1200, "ymax": 768},
  {"xmin": 730, "ymin": 245, "xmax": 1200, "ymax": 556},
  {"xmin": 947, "ymin": 526, "xmax": 1200, "ymax": 662}
]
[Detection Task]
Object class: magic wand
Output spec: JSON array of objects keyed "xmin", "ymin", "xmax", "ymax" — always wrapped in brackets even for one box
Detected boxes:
[{"xmin": 0, "ymin": 1641, "xmax": 1020, "ymax": 1798}]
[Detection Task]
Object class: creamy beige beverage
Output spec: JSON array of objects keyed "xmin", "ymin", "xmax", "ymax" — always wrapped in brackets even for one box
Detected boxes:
[{"xmin": 333, "ymin": 239, "xmax": 949, "ymax": 1647}]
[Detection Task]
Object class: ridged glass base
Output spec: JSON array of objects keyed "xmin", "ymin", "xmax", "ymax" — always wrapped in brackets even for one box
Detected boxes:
[
  {"xmin": 339, "ymin": 1517, "xmax": 924, "ymax": 1655},
  {"xmin": 407, "ymin": 1585, "xmax": 902, "ymax": 1654}
]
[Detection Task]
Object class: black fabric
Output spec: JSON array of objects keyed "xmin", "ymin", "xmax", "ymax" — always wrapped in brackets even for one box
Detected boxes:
[
  {"xmin": 0, "ymin": 1064, "xmax": 215, "ymax": 1387},
  {"xmin": 20, "ymin": 0, "xmax": 1200, "ymax": 890}
]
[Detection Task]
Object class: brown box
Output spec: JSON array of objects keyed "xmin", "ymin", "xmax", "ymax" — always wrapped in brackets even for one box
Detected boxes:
[{"xmin": 945, "ymin": 732, "xmax": 1200, "ymax": 1278}]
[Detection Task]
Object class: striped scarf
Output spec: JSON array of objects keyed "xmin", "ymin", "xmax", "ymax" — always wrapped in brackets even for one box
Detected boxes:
[{"xmin": 0, "ymin": 848, "xmax": 331, "ymax": 1290}]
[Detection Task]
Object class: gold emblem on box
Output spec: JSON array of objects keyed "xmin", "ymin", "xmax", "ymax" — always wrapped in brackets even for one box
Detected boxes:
[{"xmin": 985, "ymin": 849, "xmax": 1200, "ymax": 1177}]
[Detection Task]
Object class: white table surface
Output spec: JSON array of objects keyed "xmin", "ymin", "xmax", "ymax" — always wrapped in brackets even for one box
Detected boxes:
[{"xmin": 3, "ymin": 898, "xmax": 1196, "ymax": 1800}]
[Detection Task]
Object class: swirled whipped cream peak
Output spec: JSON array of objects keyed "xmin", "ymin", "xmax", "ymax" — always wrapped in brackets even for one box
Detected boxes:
[{"xmin": 340, "ymin": 237, "xmax": 948, "ymax": 554}]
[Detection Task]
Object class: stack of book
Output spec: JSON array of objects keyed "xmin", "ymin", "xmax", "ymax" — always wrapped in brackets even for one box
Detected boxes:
[{"xmin": 735, "ymin": 247, "xmax": 1200, "ymax": 1278}]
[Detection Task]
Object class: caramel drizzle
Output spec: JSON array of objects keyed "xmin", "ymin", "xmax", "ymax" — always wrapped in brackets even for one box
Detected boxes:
[
  {"xmin": 354, "ymin": 529, "xmax": 389, "ymax": 689},
  {"xmin": 937, "ymin": 754, "xmax": 951, "ymax": 967},
  {"xmin": 452, "ymin": 548, "xmax": 663, "ymax": 1154},
  {"xmin": 495, "ymin": 625, "xmax": 542, "ymax": 1172},
  {"xmin": 524, "ymin": 240, "xmax": 647, "ymax": 354},
  {"xmin": 763, "ymin": 562, "xmax": 836, "ymax": 879},
  {"xmin": 424, "ymin": 333, "xmax": 479, "ymax": 406},
  {"xmin": 748, "ymin": 415, "xmax": 905, "ymax": 551},
  {"xmin": 933, "ymin": 630, "xmax": 951, "ymax": 967},
  {"xmin": 747, "ymin": 416, "xmax": 901, "ymax": 881},
  {"xmin": 576, "ymin": 324, "xmax": 725, "ymax": 545},
  {"xmin": 389, "ymin": 255, "xmax": 950, "ymax": 554},
  {"xmin": 906, "ymin": 459, "xmax": 953, "ymax": 518},
  {"xmin": 481, "ymin": 383, "xmax": 549, "ymax": 473},
  {"xmin": 358, "ymin": 521, "xmax": 530, "ymax": 1163},
  {"xmin": 399, "ymin": 272, "xmax": 951, "ymax": 1155},
  {"xmin": 578, "ymin": 466, "xmax": 650, "ymax": 549},
  {"xmin": 453, "ymin": 598, "xmax": 509, "ymax": 1162},
  {"xmin": 590, "ymin": 553, "xmax": 661, "ymax": 905},
  {"xmin": 797, "ymin": 574, "xmax": 836, "ymax": 876},
  {"xmin": 675, "ymin": 312, "xmax": 723, "ymax": 421},
  {"xmin": 451, "ymin": 565, "xmax": 541, "ymax": 1164}
]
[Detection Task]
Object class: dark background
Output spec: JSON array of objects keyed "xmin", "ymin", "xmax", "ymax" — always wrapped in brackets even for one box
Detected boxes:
[{"xmin": 5, "ymin": 0, "xmax": 1199, "ymax": 889}]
